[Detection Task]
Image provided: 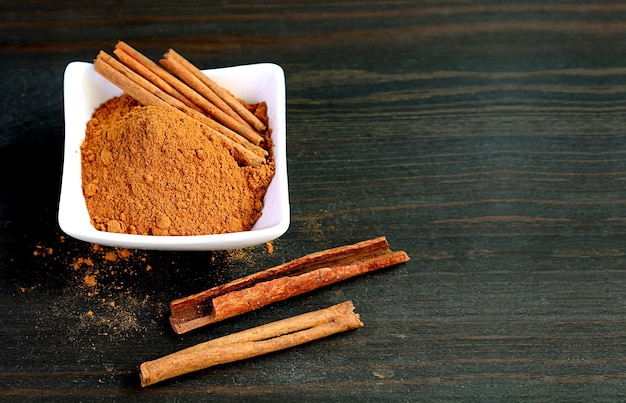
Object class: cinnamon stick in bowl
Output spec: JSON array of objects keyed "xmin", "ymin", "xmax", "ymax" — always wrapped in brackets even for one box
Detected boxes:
[
  {"xmin": 93, "ymin": 45, "xmax": 268, "ymax": 166},
  {"xmin": 169, "ymin": 236, "xmax": 409, "ymax": 334}
]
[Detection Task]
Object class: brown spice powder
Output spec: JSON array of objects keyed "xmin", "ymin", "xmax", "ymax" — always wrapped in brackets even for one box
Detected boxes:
[{"xmin": 81, "ymin": 95, "xmax": 274, "ymax": 236}]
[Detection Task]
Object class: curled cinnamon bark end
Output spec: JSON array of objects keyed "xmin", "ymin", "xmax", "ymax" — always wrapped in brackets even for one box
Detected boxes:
[
  {"xmin": 169, "ymin": 236, "xmax": 409, "ymax": 334},
  {"xmin": 140, "ymin": 300, "xmax": 363, "ymax": 387}
]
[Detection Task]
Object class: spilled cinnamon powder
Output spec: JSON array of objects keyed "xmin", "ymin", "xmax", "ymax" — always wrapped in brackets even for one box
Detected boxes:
[{"xmin": 81, "ymin": 95, "xmax": 274, "ymax": 236}]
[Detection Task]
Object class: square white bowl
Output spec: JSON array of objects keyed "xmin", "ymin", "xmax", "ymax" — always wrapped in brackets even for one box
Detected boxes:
[{"xmin": 59, "ymin": 61, "xmax": 289, "ymax": 251}]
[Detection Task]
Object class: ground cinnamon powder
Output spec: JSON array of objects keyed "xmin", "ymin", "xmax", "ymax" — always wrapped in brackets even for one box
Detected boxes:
[{"xmin": 81, "ymin": 95, "xmax": 274, "ymax": 236}]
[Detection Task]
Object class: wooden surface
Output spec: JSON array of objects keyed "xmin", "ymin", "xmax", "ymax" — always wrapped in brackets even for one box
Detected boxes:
[{"xmin": 2, "ymin": 1, "xmax": 626, "ymax": 401}]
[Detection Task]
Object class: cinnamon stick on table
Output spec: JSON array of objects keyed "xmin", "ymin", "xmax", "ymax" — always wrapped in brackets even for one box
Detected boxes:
[
  {"xmin": 140, "ymin": 301, "xmax": 363, "ymax": 387},
  {"xmin": 169, "ymin": 236, "xmax": 409, "ymax": 334}
]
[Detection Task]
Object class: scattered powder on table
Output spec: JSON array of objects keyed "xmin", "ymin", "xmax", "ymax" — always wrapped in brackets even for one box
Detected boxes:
[
  {"xmin": 29, "ymin": 237, "xmax": 155, "ymax": 344},
  {"xmin": 81, "ymin": 95, "xmax": 274, "ymax": 236}
]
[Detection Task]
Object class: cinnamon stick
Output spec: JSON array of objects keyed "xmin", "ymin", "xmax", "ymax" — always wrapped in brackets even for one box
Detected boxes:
[
  {"xmin": 94, "ymin": 51, "xmax": 266, "ymax": 166},
  {"xmin": 162, "ymin": 49, "xmax": 267, "ymax": 133},
  {"xmin": 157, "ymin": 50, "xmax": 250, "ymax": 126},
  {"xmin": 105, "ymin": 46, "xmax": 267, "ymax": 159},
  {"xmin": 94, "ymin": 51, "xmax": 172, "ymax": 109},
  {"xmin": 169, "ymin": 236, "xmax": 409, "ymax": 334},
  {"xmin": 113, "ymin": 45, "xmax": 200, "ymax": 112},
  {"xmin": 160, "ymin": 55, "xmax": 265, "ymax": 146},
  {"xmin": 140, "ymin": 301, "xmax": 362, "ymax": 387},
  {"xmin": 115, "ymin": 41, "xmax": 264, "ymax": 146}
]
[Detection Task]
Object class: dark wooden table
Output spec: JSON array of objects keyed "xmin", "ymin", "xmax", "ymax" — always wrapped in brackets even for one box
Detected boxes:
[{"xmin": 2, "ymin": 1, "xmax": 626, "ymax": 401}]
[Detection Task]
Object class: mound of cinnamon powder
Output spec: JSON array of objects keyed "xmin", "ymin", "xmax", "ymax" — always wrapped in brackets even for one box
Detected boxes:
[{"xmin": 81, "ymin": 95, "xmax": 274, "ymax": 236}]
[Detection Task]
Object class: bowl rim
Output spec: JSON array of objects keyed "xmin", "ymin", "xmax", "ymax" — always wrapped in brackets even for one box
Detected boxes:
[{"xmin": 58, "ymin": 61, "xmax": 289, "ymax": 251}]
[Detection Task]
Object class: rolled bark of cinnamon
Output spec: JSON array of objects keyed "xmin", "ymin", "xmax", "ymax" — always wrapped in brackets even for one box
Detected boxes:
[
  {"xmin": 139, "ymin": 301, "xmax": 363, "ymax": 387},
  {"xmin": 169, "ymin": 236, "xmax": 409, "ymax": 334},
  {"xmin": 163, "ymin": 48, "xmax": 267, "ymax": 133},
  {"xmin": 114, "ymin": 41, "xmax": 264, "ymax": 146},
  {"xmin": 160, "ymin": 55, "xmax": 265, "ymax": 146},
  {"xmin": 113, "ymin": 46, "xmax": 200, "ymax": 111},
  {"xmin": 94, "ymin": 51, "xmax": 172, "ymax": 109},
  {"xmin": 93, "ymin": 50, "xmax": 266, "ymax": 166}
]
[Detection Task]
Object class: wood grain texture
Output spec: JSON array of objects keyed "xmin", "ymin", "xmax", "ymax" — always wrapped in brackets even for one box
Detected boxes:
[{"xmin": 1, "ymin": 0, "xmax": 626, "ymax": 401}]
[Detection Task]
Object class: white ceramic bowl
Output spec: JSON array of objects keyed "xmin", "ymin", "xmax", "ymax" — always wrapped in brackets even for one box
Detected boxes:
[{"xmin": 59, "ymin": 61, "xmax": 289, "ymax": 251}]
